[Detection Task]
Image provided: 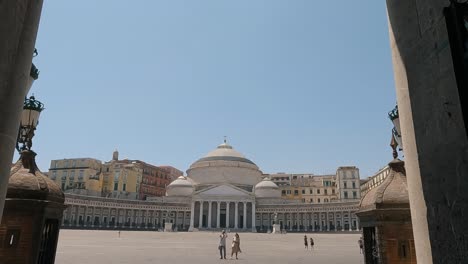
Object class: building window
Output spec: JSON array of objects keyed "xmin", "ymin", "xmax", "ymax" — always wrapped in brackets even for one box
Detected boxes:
[
  {"xmin": 344, "ymin": 182, "xmax": 347, "ymax": 188},
  {"xmin": 309, "ymin": 189, "xmax": 313, "ymax": 194},
  {"xmin": 310, "ymin": 199, "xmax": 313, "ymax": 203},
  {"xmin": 318, "ymin": 198, "xmax": 321, "ymax": 203},
  {"xmin": 324, "ymin": 198, "xmax": 328, "ymax": 203},
  {"xmin": 294, "ymin": 190, "xmax": 299, "ymax": 196},
  {"xmin": 123, "ymin": 183, "xmax": 126, "ymax": 191},
  {"xmin": 317, "ymin": 189, "xmax": 321, "ymax": 194},
  {"xmin": 344, "ymin": 191, "xmax": 348, "ymax": 199},
  {"xmin": 352, "ymin": 181, "xmax": 356, "ymax": 189},
  {"xmin": 353, "ymin": 191, "xmax": 357, "ymax": 199},
  {"xmin": 301, "ymin": 198, "xmax": 305, "ymax": 203},
  {"xmin": 301, "ymin": 189, "xmax": 305, "ymax": 194},
  {"xmin": 324, "ymin": 189, "xmax": 328, "ymax": 195},
  {"xmin": 114, "ymin": 183, "xmax": 118, "ymax": 191},
  {"xmin": 286, "ymin": 190, "xmax": 291, "ymax": 195},
  {"xmin": 332, "ymin": 189, "xmax": 335, "ymax": 194}
]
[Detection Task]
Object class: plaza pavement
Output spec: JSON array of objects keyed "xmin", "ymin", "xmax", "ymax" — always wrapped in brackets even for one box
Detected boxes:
[{"xmin": 55, "ymin": 230, "xmax": 364, "ymax": 264}]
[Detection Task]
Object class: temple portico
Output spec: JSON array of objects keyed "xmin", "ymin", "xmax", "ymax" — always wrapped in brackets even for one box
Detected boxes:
[{"xmin": 189, "ymin": 200, "xmax": 256, "ymax": 231}]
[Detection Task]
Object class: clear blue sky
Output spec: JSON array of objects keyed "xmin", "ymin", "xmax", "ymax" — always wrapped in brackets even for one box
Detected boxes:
[{"xmin": 27, "ymin": 0, "xmax": 396, "ymax": 178}]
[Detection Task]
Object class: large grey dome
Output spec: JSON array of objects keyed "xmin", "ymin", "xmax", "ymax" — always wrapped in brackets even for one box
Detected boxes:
[
  {"xmin": 187, "ymin": 140, "xmax": 262, "ymax": 186},
  {"xmin": 191, "ymin": 142, "xmax": 256, "ymax": 167}
]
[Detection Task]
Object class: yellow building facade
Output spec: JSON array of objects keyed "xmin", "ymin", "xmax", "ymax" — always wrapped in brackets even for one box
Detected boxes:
[
  {"xmin": 100, "ymin": 160, "xmax": 142, "ymax": 199},
  {"xmin": 48, "ymin": 158, "xmax": 102, "ymax": 191}
]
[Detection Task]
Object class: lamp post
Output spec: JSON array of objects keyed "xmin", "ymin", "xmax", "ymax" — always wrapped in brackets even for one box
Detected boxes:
[
  {"xmin": 16, "ymin": 95, "xmax": 45, "ymax": 153},
  {"xmin": 388, "ymin": 104, "xmax": 403, "ymax": 151}
]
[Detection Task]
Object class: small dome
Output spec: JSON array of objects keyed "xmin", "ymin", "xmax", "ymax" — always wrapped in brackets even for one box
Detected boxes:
[
  {"xmin": 166, "ymin": 176, "xmax": 194, "ymax": 196},
  {"xmin": 359, "ymin": 159, "xmax": 409, "ymax": 211},
  {"xmin": 255, "ymin": 178, "xmax": 280, "ymax": 198},
  {"xmin": 8, "ymin": 151, "xmax": 64, "ymax": 204}
]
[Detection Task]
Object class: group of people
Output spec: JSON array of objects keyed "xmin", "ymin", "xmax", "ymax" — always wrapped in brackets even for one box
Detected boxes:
[
  {"xmin": 218, "ymin": 231, "xmax": 364, "ymax": 259},
  {"xmin": 218, "ymin": 230, "xmax": 241, "ymax": 260},
  {"xmin": 303, "ymin": 235, "xmax": 315, "ymax": 250}
]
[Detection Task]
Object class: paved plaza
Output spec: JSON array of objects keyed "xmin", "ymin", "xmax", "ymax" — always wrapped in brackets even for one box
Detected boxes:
[{"xmin": 56, "ymin": 230, "xmax": 363, "ymax": 264}]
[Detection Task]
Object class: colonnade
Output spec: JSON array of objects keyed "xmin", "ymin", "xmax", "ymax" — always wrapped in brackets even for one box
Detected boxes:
[
  {"xmin": 257, "ymin": 210, "xmax": 359, "ymax": 232},
  {"xmin": 63, "ymin": 204, "xmax": 191, "ymax": 231}
]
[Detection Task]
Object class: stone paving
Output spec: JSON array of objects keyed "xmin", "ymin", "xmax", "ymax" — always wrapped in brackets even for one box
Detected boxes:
[{"xmin": 56, "ymin": 230, "xmax": 364, "ymax": 264}]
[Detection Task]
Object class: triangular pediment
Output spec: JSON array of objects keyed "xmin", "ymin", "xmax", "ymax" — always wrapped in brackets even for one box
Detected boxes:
[{"xmin": 196, "ymin": 184, "xmax": 251, "ymax": 197}]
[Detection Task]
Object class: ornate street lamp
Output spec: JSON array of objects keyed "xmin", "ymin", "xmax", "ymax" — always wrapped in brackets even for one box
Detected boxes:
[
  {"xmin": 388, "ymin": 104, "xmax": 403, "ymax": 151},
  {"xmin": 16, "ymin": 95, "xmax": 45, "ymax": 152}
]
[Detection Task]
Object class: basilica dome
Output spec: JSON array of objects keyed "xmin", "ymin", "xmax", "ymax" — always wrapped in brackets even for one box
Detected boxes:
[
  {"xmin": 166, "ymin": 176, "xmax": 194, "ymax": 196},
  {"xmin": 255, "ymin": 178, "xmax": 281, "ymax": 198},
  {"xmin": 187, "ymin": 141, "xmax": 263, "ymax": 187}
]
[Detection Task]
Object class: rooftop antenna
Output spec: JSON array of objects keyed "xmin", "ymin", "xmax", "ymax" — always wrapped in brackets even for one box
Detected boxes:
[{"xmin": 224, "ymin": 136, "xmax": 227, "ymax": 144}]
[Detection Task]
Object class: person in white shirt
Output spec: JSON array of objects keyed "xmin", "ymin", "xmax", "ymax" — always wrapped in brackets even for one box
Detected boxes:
[{"xmin": 218, "ymin": 230, "xmax": 228, "ymax": 259}]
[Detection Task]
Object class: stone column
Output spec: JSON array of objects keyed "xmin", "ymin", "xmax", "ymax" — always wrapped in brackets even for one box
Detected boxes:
[
  {"xmin": 348, "ymin": 211, "xmax": 352, "ymax": 231},
  {"xmin": 326, "ymin": 212, "xmax": 330, "ymax": 231},
  {"xmin": 226, "ymin": 202, "xmax": 230, "ymax": 229},
  {"xmin": 234, "ymin": 202, "xmax": 239, "ymax": 229},
  {"xmin": 260, "ymin": 213, "xmax": 264, "ymax": 231},
  {"xmin": 341, "ymin": 211, "xmax": 344, "ymax": 231},
  {"xmin": 386, "ymin": 2, "xmax": 468, "ymax": 261},
  {"xmin": 319, "ymin": 212, "xmax": 322, "ymax": 231},
  {"xmin": 251, "ymin": 202, "xmax": 256, "ymax": 232},
  {"xmin": 0, "ymin": 0, "xmax": 45, "ymax": 222},
  {"xmin": 296, "ymin": 213, "xmax": 301, "ymax": 231},
  {"xmin": 208, "ymin": 201, "xmax": 212, "ymax": 229},
  {"xmin": 333, "ymin": 212, "xmax": 337, "ymax": 231},
  {"xmin": 84, "ymin": 206, "xmax": 88, "ymax": 227},
  {"xmin": 243, "ymin": 202, "xmax": 247, "ymax": 229},
  {"xmin": 289, "ymin": 213, "xmax": 293, "ymax": 231},
  {"xmin": 199, "ymin": 201, "xmax": 204, "ymax": 228},
  {"xmin": 101, "ymin": 208, "xmax": 105, "ymax": 228},
  {"xmin": 182, "ymin": 210, "xmax": 186, "ymax": 230},
  {"xmin": 356, "ymin": 217, "xmax": 360, "ymax": 231},
  {"xmin": 189, "ymin": 201, "xmax": 195, "ymax": 231},
  {"xmin": 312, "ymin": 213, "xmax": 315, "ymax": 232},
  {"xmin": 216, "ymin": 201, "xmax": 221, "ymax": 228},
  {"xmin": 114, "ymin": 209, "xmax": 118, "ymax": 228}
]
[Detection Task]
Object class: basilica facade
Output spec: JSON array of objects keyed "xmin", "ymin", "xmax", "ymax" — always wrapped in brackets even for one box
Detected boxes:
[{"xmin": 62, "ymin": 141, "xmax": 360, "ymax": 232}]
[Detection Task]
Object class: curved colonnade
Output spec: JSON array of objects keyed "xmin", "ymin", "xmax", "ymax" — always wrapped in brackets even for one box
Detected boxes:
[{"xmin": 62, "ymin": 194, "xmax": 361, "ymax": 232}]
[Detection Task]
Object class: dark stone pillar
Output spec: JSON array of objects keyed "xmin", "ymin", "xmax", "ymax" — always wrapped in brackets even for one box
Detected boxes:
[
  {"xmin": 0, "ymin": 0, "xmax": 44, "ymax": 221},
  {"xmin": 387, "ymin": 0, "xmax": 468, "ymax": 262}
]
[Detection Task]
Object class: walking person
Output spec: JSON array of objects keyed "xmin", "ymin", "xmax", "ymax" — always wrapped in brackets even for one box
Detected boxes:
[
  {"xmin": 358, "ymin": 237, "xmax": 363, "ymax": 254},
  {"xmin": 310, "ymin": 237, "xmax": 314, "ymax": 250},
  {"xmin": 118, "ymin": 230, "xmax": 121, "ymax": 238},
  {"xmin": 218, "ymin": 230, "xmax": 228, "ymax": 259},
  {"xmin": 231, "ymin": 233, "xmax": 241, "ymax": 259},
  {"xmin": 304, "ymin": 235, "xmax": 308, "ymax": 250},
  {"xmin": 236, "ymin": 233, "xmax": 242, "ymax": 253}
]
